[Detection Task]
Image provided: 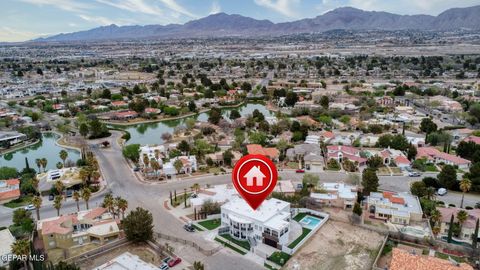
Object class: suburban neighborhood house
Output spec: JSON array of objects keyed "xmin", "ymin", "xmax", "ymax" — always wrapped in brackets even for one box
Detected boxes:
[
  {"xmin": 163, "ymin": 155, "xmax": 197, "ymax": 176},
  {"xmin": 94, "ymin": 252, "xmax": 159, "ymax": 270},
  {"xmin": 220, "ymin": 197, "xmax": 291, "ymax": 249},
  {"xmin": 310, "ymin": 182, "xmax": 358, "ymax": 209},
  {"xmin": 416, "ymin": 147, "xmax": 471, "ymax": 169},
  {"xmin": 37, "ymin": 208, "xmax": 120, "ymax": 254},
  {"xmin": 367, "ymin": 192, "xmax": 423, "ymax": 225},
  {"xmin": 189, "ymin": 184, "xmax": 238, "ymax": 212},
  {"xmin": 388, "ymin": 248, "xmax": 473, "ymax": 270},
  {"xmin": 437, "ymin": 207, "xmax": 480, "ymax": 244},
  {"xmin": 0, "ymin": 131, "xmax": 27, "ymax": 147},
  {"xmin": 246, "ymin": 144, "xmax": 280, "ymax": 161},
  {"xmin": 326, "ymin": 145, "xmax": 367, "ymax": 167},
  {"xmin": 0, "ymin": 178, "xmax": 20, "ymax": 203}
]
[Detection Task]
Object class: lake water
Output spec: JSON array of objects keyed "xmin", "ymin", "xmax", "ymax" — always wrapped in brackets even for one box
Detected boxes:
[
  {"xmin": 117, "ymin": 103, "xmax": 274, "ymax": 145},
  {"xmin": 0, "ymin": 133, "xmax": 80, "ymax": 171}
]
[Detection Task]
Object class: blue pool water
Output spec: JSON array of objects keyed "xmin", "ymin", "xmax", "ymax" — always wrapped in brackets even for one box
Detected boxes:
[{"xmin": 299, "ymin": 215, "xmax": 323, "ymax": 230}]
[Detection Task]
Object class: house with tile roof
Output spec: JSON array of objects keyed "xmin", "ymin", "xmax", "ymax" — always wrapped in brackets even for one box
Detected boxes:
[
  {"xmin": 416, "ymin": 147, "xmax": 471, "ymax": 170},
  {"xmin": 463, "ymin": 135, "xmax": 480, "ymax": 145},
  {"xmin": 37, "ymin": 208, "xmax": 120, "ymax": 254},
  {"xmin": 326, "ymin": 145, "xmax": 367, "ymax": 167},
  {"xmin": 0, "ymin": 179, "xmax": 21, "ymax": 204},
  {"xmin": 437, "ymin": 207, "xmax": 480, "ymax": 245},
  {"xmin": 367, "ymin": 191, "xmax": 423, "ymax": 225},
  {"xmin": 246, "ymin": 144, "xmax": 279, "ymax": 161},
  {"xmin": 389, "ymin": 248, "xmax": 472, "ymax": 270}
]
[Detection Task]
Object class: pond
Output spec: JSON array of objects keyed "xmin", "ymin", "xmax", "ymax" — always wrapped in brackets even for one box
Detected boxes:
[
  {"xmin": 0, "ymin": 133, "xmax": 81, "ymax": 171},
  {"xmin": 116, "ymin": 103, "xmax": 274, "ymax": 145}
]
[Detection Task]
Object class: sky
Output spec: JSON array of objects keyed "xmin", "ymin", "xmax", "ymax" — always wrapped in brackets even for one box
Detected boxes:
[{"xmin": 1, "ymin": 0, "xmax": 480, "ymax": 42}]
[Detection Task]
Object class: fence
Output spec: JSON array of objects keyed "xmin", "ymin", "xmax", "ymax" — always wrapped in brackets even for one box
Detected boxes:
[
  {"xmin": 155, "ymin": 232, "xmax": 221, "ymax": 256},
  {"xmin": 63, "ymin": 238, "xmax": 130, "ymax": 264},
  {"xmin": 282, "ymin": 208, "xmax": 330, "ymax": 255}
]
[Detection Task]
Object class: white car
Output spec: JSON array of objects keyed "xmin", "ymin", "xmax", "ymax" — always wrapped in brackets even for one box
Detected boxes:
[
  {"xmin": 437, "ymin": 188, "xmax": 447, "ymax": 196},
  {"xmin": 24, "ymin": 204, "xmax": 36, "ymax": 211},
  {"xmin": 408, "ymin": 172, "xmax": 421, "ymax": 177}
]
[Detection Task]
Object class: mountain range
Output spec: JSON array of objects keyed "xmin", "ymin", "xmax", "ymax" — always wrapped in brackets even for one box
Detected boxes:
[{"xmin": 37, "ymin": 5, "xmax": 480, "ymax": 42}]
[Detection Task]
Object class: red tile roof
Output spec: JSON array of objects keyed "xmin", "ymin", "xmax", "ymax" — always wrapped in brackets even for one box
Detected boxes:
[
  {"xmin": 390, "ymin": 248, "xmax": 473, "ymax": 270},
  {"xmin": 464, "ymin": 136, "xmax": 480, "ymax": 145},
  {"xmin": 246, "ymin": 144, "xmax": 279, "ymax": 159},
  {"xmin": 416, "ymin": 147, "xmax": 471, "ymax": 166},
  {"xmin": 0, "ymin": 189, "xmax": 21, "ymax": 201}
]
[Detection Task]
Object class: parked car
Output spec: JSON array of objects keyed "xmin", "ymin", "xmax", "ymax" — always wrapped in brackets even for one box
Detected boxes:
[
  {"xmin": 24, "ymin": 204, "xmax": 35, "ymax": 211},
  {"xmin": 48, "ymin": 194, "xmax": 54, "ymax": 201},
  {"xmin": 133, "ymin": 167, "xmax": 140, "ymax": 172},
  {"xmin": 437, "ymin": 188, "xmax": 447, "ymax": 196},
  {"xmin": 65, "ymin": 190, "xmax": 73, "ymax": 197},
  {"xmin": 183, "ymin": 224, "xmax": 195, "ymax": 232},
  {"xmin": 168, "ymin": 257, "xmax": 181, "ymax": 267},
  {"xmin": 296, "ymin": 169, "xmax": 305, "ymax": 173},
  {"xmin": 159, "ymin": 263, "xmax": 169, "ymax": 270},
  {"xmin": 162, "ymin": 257, "xmax": 171, "ymax": 265},
  {"xmin": 408, "ymin": 172, "xmax": 421, "ymax": 177}
]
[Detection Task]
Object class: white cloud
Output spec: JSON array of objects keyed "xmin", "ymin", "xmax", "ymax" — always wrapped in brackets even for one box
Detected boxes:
[
  {"xmin": 78, "ymin": 14, "xmax": 115, "ymax": 26},
  {"xmin": 210, "ymin": 1, "xmax": 221, "ymax": 14},
  {"xmin": 158, "ymin": 0, "xmax": 197, "ymax": 18},
  {"xmin": 96, "ymin": 0, "xmax": 164, "ymax": 16},
  {"xmin": 254, "ymin": 0, "xmax": 300, "ymax": 17},
  {"xmin": 18, "ymin": 0, "xmax": 91, "ymax": 12},
  {"xmin": 0, "ymin": 26, "xmax": 49, "ymax": 42}
]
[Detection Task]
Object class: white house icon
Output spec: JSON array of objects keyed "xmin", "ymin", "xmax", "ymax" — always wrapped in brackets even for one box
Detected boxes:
[{"xmin": 244, "ymin": 166, "xmax": 266, "ymax": 186}]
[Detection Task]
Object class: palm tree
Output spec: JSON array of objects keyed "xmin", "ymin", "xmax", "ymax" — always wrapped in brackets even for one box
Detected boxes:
[
  {"xmin": 32, "ymin": 195, "xmax": 42, "ymax": 220},
  {"xmin": 11, "ymin": 239, "xmax": 30, "ymax": 270},
  {"xmin": 54, "ymin": 195, "xmax": 62, "ymax": 216},
  {"xmin": 54, "ymin": 181, "xmax": 65, "ymax": 200},
  {"xmin": 459, "ymin": 178, "xmax": 472, "ymax": 209},
  {"xmin": 191, "ymin": 183, "xmax": 200, "ymax": 193},
  {"xmin": 115, "ymin": 197, "xmax": 128, "ymax": 220},
  {"xmin": 150, "ymin": 160, "xmax": 160, "ymax": 178},
  {"xmin": 425, "ymin": 187, "xmax": 436, "ymax": 201},
  {"xmin": 193, "ymin": 261, "xmax": 204, "ymax": 270},
  {"xmin": 79, "ymin": 167, "xmax": 90, "ymax": 186},
  {"xmin": 32, "ymin": 176, "xmax": 39, "ymax": 194},
  {"xmin": 143, "ymin": 154, "xmax": 150, "ymax": 168},
  {"xmin": 432, "ymin": 226, "xmax": 441, "ymax": 237},
  {"xmin": 59, "ymin": 150, "xmax": 68, "ymax": 167},
  {"xmin": 81, "ymin": 187, "xmax": 91, "ymax": 210},
  {"xmin": 430, "ymin": 209, "xmax": 442, "ymax": 226},
  {"xmin": 40, "ymin": 157, "xmax": 48, "ymax": 172},
  {"xmin": 35, "ymin": 158, "xmax": 41, "ymax": 173},
  {"xmin": 457, "ymin": 210, "xmax": 468, "ymax": 235},
  {"xmin": 103, "ymin": 194, "xmax": 115, "ymax": 217},
  {"xmin": 73, "ymin": 191, "xmax": 80, "ymax": 212}
]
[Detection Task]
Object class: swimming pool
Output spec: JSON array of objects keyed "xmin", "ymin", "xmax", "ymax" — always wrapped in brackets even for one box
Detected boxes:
[{"xmin": 299, "ymin": 215, "xmax": 323, "ymax": 230}]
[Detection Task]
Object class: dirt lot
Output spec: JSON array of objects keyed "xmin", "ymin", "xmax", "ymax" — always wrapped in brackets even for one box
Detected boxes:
[
  {"xmin": 77, "ymin": 244, "xmax": 161, "ymax": 269},
  {"xmin": 285, "ymin": 221, "xmax": 385, "ymax": 270}
]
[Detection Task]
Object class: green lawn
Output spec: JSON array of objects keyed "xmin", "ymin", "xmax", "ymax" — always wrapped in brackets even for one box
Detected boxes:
[
  {"xmin": 191, "ymin": 224, "xmax": 204, "ymax": 231},
  {"xmin": 215, "ymin": 237, "xmax": 246, "ymax": 255},
  {"xmin": 198, "ymin": 219, "xmax": 221, "ymax": 230},
  {"xmin": 425, "ymin": 164, "xmax": 438, "ymax": 172},
  {"xmin": 221, "ymin": 234, "xmax": 251, "ymax": 250},
  {"xmin": 293, "ymin": 212, "xmax": 307, "ymax": 222},
  {"xmin": 264, "ymin": 263, "xmax": 278, "ymax": 270},
  {"xmin": 267, "ymin": 251, "xmax": 291, "ymax": 266},
  {"xmin": 435, "ymin": 252, "xmax": 466, "ymax": 263},
  {"xmin": 172, "ymin": 192, "xmax": 191, "ymax": 207},
  {"xmin": 288, "ymin": 228, "xmax": 312, "ymax": 248},
  {"xmin": 3, "ymin": 195, "xmax": 33, "ymax": 208}
]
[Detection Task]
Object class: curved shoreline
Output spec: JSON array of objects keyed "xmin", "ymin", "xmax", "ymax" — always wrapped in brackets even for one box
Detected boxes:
[
  {"xmin": 50, "ymin": 131, "xmax": 82, "ymax": 153},
  {"xmin": 103, "ymin": 101, "xmax": 253, "ymax": 127},
  {"xmin": 0, "ymin": 139, "xmax": 41, "ymax": 156}
]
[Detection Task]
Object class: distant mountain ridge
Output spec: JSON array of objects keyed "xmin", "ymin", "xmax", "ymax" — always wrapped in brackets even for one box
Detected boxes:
[{"xmin": 36, "ymin": 5, "xmax": 480, "ymax": 42}]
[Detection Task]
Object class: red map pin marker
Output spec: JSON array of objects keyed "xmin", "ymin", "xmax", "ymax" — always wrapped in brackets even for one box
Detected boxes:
[{"xmin": 232, "ymin": 154, "xmax": 278, "ymax": 210}]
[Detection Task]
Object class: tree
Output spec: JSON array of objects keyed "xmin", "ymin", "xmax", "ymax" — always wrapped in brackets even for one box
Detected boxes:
[
  {"xmin": 447, "ymin": 214, "xmax": 454, "ymax": 243},
  {"xmin": 123, "ymin": 207, "xmax": 154, "ymax": 243},
  {"xmin": 122, "ymin": 144, "xmax": 140, "ymax": 163},
  {"xmin": 0, "ymin": 166, "xmax": 18, "ymax": 180},
  {"xmin": 11, "ymin": 239, "xmax": 30, "ymax": 270},
  {"xmin": 362, "ymin": 168, "xmax": 379, "ymax": 195},
  {"xmin": 40, "ymin": 158, "xmax": 48, "ymax": 172},
  {"xmin": 353, "ymin": 202, "xmax": 363, "ymax": 216},
  {"xmin": 193, "ymin": 261, "xmax": 204, "ymax": 270},
  {"xmin": 410, "ymin": 181, "xmax": 427, "ymax": 198},
  {"xmin": 223, "ymin": 150, "xmax": 234, "ymax": 167},
  {"xmin": 208, "ymin": 107, "xmax": 222, "ymax": 125},
  {"xmin": 229, "ymin": 109, "xmax": 241, "ymax": 120},
  {"xmin": 116, "ymin": 197, "xmax": 128, "ymax": 220},
  {"xmin": 366, "ymin": 155, "xmax": 383, "ymax": 170},
  {"xmin": 188, "ymin": 101, "xmax": 197, "ymax": 112},
  {"xmin": 81, "ymin": 187, "xmax": 91, "ymax": 210},
  {"xmin": 285, "ymin": 91, "xmax": 298, "ymax": 107},
  {"xmin": 178, "ymin": 140, "xmax": 190, "ymax": 153},
  {"xmin": 103, "ymin": 194, "xmax": 115, "ymax": 217},
  {"xmin": 407, "ymin": 144, "xmax": 417, "ymax": 161},
  {"xmin": 173, "ymin": 159, "xmax": 184, "ymax": 174},
  {"xmin": 35, "ymin": 158, "xmax": 41, "ymax": 173},
  {"xmin": 161, "ymin": 132, "xmax": 172, "ymax": 142},
  {"xmin": 32, "ymin": 195, "xmax": 42, "ymax": 220},
  {"xmin": 185, "ymin": 118, "xmax": 196, "ymax": 131},
  {"xmin": 459, "ymin": 178, "xmax": 472, "ymax": 209},
  {"xmin": 420, "ymin": 118, "xmax": 437, "ymax": 138},
  {"xmin": 438, "ymin": 165, "xmax": 457, "ymax": 190},
  {"xmin": 430, "ymin": 209, "xmax": 442, "ymax": 226},
  {"xmin": 249, "ymin": 132, "xmax": 268, "ymax": 146},
  {"xmin": 55, "ymin": 181, "xmax": 64, "ymax": 197},
  {"xmin": 54, "ymin": 195, "xmax": 62, "ymax": 216},
  {"xmin": 101, "ymin": 88, "xmax": 111, "ymax": 99},
  {"xmin": 473, "ymin": 218, "xmax": 479, "ymax": 249},
  {"xmin": 79, "ymin": 123, "xmax": 89, "ymax": 138},
  {"xmin": 457, "ymin": 210, "xmax": 468, "ymax": 233},
  {"xmin": 73, "ymin": 191, "xmax": 80, "ymax": 212},
  {"xmin": 302, "ymin": 174, "xmax": 319, "ymax": 190},
  {"xmin": 320, "ymin": 95, "xmax": 329, "ymax": 109}
]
